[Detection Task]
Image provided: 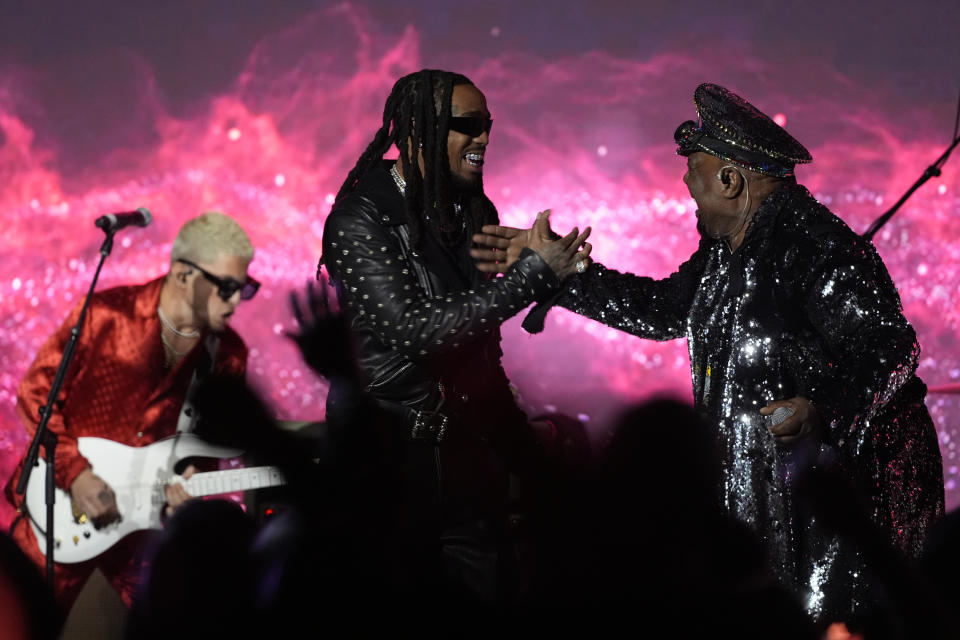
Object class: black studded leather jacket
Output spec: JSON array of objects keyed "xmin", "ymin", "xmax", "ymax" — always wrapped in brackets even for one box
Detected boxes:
[{"xmin": 320, "ymin": 163, "xmax": 558, "ymax": 469}]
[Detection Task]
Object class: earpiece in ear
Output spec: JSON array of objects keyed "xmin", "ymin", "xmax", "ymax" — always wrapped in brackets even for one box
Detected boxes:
[{"xmin": 717, "ymin": 164, "xmax": 742, "ymax": 186}]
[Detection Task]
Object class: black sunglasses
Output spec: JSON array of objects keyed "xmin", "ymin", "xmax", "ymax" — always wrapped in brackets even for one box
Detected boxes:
[
  {"xmin": 177, "ymin": 259, "xmax": 260, "ymax": 301},
  {"xmin": 449, "ymin": 116, "xmax": 493, "ymax": 138}
]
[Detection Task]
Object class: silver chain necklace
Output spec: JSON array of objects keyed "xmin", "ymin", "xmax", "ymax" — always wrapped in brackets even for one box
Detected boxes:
[
  {"xmin": 157, "ymin": 306, "xmax": 200, "ymax": 339},
  {"xmin": 390, "ymin": 163, "xmax": 464, "ymax": 226},
  {"xmin": 389, "ymin": 163, "xmax": 406, "ymax": 195},
  {"xmin": 160, "ymin": 330, "xmax": 192, "ymax": 357}
]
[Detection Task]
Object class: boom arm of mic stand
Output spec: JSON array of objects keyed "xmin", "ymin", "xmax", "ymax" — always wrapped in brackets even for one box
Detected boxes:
[
  {"xmin": 863, "ymin": 134, "xmax": 960, "ymax": 241},
  {"xmin": 13, "ymin": 231, "xmax": 115, "ymax": 586}
]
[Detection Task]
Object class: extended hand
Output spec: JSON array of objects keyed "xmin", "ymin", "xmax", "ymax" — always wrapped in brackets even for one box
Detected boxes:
[
  {"xmin": 471, "ymin": 222, "xmax": 531, "ymax": 273},
  {"xmin": 529, "ymin": 211, "xmax": 592, "ymax": 280},
  {"xmin": 471, "ymin": 210, "xmax": 592, "ymax": 279},
  {"xmin": 164, "ymin": 465, "xmax": 196, "ymax": 518},
  {"xmin": 286, "ymin": 278, "xmax": 354, "ymax": 380},
  {"xmin": 761, "ymin": 397, "xmax": 821, "ymax": 445},
  {"xmin": 70, "ymin": 468, "xmax": 120, "ymax": 529}
]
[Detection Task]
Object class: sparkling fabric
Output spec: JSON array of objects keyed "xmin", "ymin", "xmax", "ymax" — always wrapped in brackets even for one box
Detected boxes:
[{"xmin": 553, "ymin": 183, "xmax": 945, "ymax": 620}]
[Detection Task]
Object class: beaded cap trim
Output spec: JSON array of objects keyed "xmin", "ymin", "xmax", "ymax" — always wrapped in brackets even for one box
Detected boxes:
[{"xmin": 674, "ymin": 83, "xmax": 812, "ymax": 178}]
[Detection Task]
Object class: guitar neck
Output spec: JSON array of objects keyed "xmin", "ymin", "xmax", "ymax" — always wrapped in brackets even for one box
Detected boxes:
[{"xmin": 183, "ymin": 466, "xmax": 284, "ymax": 498}]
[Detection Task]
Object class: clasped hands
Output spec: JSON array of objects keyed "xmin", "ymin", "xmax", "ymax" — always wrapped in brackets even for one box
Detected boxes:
[
  {"xmin": 472, "ymin": 211, "xmax": 822, "ymax": 446},
  {"xmin": 470, "ymin": 210, "xmax": 592, "ymax": 280}
]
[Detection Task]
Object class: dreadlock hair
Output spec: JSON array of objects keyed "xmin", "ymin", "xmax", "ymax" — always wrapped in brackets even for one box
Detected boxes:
[{"xmin": 336, "ymin": 69, "xmax": 499, "ymax": 249}]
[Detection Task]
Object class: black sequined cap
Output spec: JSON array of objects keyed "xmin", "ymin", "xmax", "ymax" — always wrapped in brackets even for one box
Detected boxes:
[{"xmin": 675, "ymin": 83, "xmax": 812, "ymax": 177}]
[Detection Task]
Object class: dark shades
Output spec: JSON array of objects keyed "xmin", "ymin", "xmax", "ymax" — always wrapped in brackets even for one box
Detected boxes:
[
  {"xmin": 177, "ymin": 259, "xmax": 260, "ymax": 301},
  {"xmin": 449, "ymin": 116, "xmax": 493, "ymax": 138}
]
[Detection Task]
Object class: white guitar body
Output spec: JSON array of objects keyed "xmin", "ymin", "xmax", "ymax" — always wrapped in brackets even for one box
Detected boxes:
[{"xmin": 24, "ymin": 433, "xmax": 284, "ymax": 564}]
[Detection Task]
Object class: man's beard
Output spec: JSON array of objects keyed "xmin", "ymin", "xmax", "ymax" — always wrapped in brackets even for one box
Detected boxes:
[
  {"xmin": 695, "ymin": 217, "xmax": 722, "ymax": 240},
  {"xmin": 450, "ymin": 172, "xmax": 484, "ymax": 197}
]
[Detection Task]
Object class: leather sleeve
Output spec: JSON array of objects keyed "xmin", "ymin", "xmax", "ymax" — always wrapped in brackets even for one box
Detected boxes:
[{"xmin": 323, "ymin": 199, "xmax": 560, "ymax": 359}]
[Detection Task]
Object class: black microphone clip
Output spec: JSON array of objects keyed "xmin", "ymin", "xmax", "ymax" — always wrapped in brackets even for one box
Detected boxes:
[{"xmin": 94, "ymin": 207, "xmax": 153, "ymax": 233}]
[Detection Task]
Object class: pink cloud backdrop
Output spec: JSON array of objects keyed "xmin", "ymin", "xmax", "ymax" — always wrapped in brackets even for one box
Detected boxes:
[{"xmin": 0, "ymin": 4, "xmax": 957, "ymax": 529}]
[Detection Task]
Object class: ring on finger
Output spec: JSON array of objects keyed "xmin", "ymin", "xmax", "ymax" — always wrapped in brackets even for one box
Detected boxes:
[{"xmin": 575, "ymin": 260, "xmax": 587, "ymax": 274}]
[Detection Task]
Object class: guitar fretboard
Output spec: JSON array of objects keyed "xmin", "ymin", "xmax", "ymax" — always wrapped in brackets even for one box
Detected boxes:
[{"xmin": 183, "ymin": 467, "xmax": 284, "ymax": 497}]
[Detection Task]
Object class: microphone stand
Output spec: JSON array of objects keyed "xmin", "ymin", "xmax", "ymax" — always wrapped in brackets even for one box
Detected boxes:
[
  {"xmin": 863, "ymin": 90, "xmax": 960, "ymax": 241},
  {"xmin": 14, "ymin": 229, "xmax": 117, "ymax": 587}
]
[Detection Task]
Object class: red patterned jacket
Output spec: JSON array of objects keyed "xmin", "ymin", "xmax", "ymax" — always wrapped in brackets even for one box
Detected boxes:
[{"xmin": 5, "ymin": 277, "xmax": 247, "ymax": 507}]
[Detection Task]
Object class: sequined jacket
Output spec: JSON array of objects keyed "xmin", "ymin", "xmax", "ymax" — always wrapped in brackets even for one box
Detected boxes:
[
  {"xmin": 321, "ymin": 164, "xmax": 558, "ymax": 485},
  {"xmin": 537, "ymin": 183, "xmax": 944, "ymax": 619}
]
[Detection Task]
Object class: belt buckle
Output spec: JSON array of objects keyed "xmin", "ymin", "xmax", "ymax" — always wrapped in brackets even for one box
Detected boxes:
[{"xmin": 411, "ymin": 410, "xmax": 448, "ymax": 443}]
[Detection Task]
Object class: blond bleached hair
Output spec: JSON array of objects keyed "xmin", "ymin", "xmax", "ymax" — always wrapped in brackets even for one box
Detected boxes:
[{"xmin": 170, "ymin": 211, "xmax": 254, "ymax": 266}]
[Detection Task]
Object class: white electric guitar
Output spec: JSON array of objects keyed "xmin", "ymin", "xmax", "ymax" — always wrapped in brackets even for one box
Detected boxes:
[{"xmin": 24, "ymin": 433, "xmax": 285, "ymax": 563}]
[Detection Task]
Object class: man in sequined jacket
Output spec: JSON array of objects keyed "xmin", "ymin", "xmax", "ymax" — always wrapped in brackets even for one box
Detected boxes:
[
  {"xmin": 320, "ymin": 69, "xmax": 590, "ymax": 603},
  {"xmin": 472, "ymin": 83, "xmax": 944, "ymax": 621}
]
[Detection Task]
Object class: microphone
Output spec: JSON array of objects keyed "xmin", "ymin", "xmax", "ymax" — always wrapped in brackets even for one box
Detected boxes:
[
  {"xmin": 769, "ymin": 406, "xmax": 796, "ymax": 426},
  {"xmin": 95, "ymin": 207, "xmax": 152, "ymax": 232}
]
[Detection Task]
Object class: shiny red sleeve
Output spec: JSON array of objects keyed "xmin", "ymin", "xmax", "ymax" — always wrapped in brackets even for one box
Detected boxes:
[{"xmin": 16, "ymin": 301, "xmax": 92, "ymax": 492}]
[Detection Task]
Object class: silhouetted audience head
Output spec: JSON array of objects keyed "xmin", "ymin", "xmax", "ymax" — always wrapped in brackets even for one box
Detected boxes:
[
  {"xmin": 126, "ymin": 499, "xmax": 258, "ymax": 639},
  {"xmin": 921, "ymin": 507, "xmax": 960, "ymax": 630},
  {"xmin": 601, "ymin": 396, "xmax": 722, "ymax": 517},
  {"xmin": 112, "ymin": 373, "xmax": 949, "ymax": 639},
  {"xmin": 0, "ymin": 531, "xmax": 63, "ymax": 640},
  {"xmin": 530, "ymin": 411, "xmax": 592, "ymax": 472},
  {"xmin": 516, "ymin": 397, "xmax": 817, "ymax": 638}
]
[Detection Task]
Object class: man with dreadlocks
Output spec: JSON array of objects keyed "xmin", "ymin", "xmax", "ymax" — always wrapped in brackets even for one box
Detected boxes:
[{"xmin": 320, "ymin": 69, "xmax": 590, "ymax": 604}]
